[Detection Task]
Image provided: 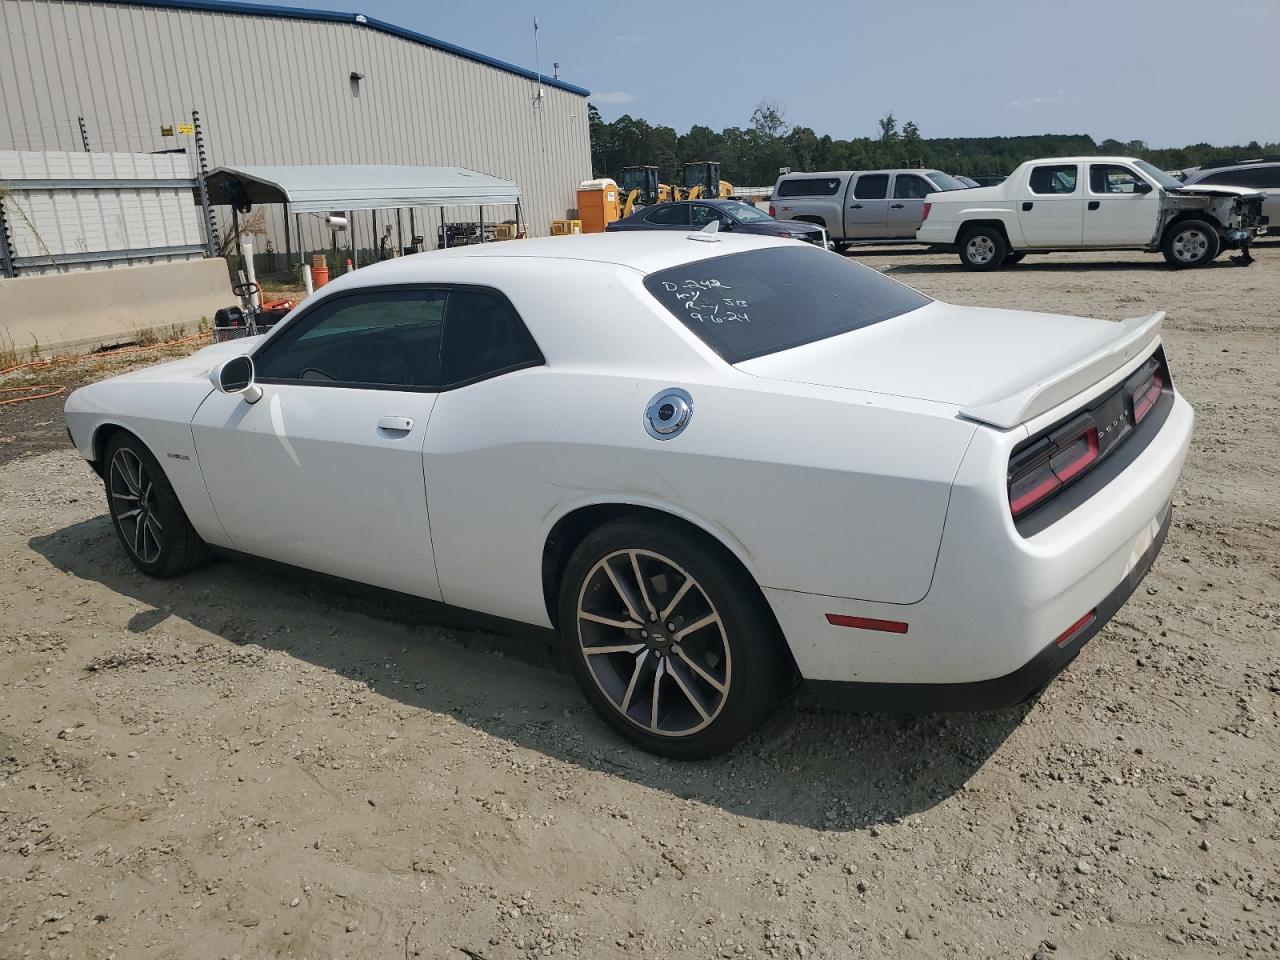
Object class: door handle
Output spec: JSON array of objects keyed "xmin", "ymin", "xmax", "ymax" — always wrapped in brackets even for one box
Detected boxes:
[
  {"xmin": 850, "ymin": 203, "xmax": 863, "ymax": 209},
  {"xmin": 1022, "ymin": 202, "xmax": 1034, "ymax": 212},
  {"xmin": 377, "ymin": 416, "xmax": 414, "ymax": 433},
  {"xmin": 890, "ymin": 203, "xmax": 905, "ymax": 209},
  {"xmin": 1088, "ymin": 200, "xmax": 1100, "ymax": 211}
]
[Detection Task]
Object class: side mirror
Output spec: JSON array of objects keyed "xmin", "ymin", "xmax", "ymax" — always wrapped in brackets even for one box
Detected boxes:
[
  {"xmin": 719, "ymin": 219, "xmax": 733, "ymax": 231},
  {"xmin": 213, "ymin": 355, "xmax": 263, "ymax": 403},
  {"xmin": 1134, "ymin": 181, "xmax": 1153, "ymax": 194}
]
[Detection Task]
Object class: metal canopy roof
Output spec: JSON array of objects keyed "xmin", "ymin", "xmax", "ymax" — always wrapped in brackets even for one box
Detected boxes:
[{"xmin": 206, "ymin": 164, "xmax": 522, "ymax": 213}]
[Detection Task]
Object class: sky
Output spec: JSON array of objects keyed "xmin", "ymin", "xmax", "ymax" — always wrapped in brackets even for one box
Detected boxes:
[{"xmin": 269, "ymin": 0, "xmax": 1280, "ymax": 147}]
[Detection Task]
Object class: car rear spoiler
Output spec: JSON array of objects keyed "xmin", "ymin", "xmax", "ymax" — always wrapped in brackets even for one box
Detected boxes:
[{"xmin": 960, "ymin": 311, "xmax": 1165, "ymax": 429}]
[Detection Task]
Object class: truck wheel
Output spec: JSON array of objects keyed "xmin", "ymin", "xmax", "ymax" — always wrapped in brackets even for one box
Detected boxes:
[
  {"xmin": 1161, "ymin": 219, "xmax": 1220, "ymax": 268},
  {"xmin": 959, "ymin": 226, "xmax": 1007, "ymax": 270}
]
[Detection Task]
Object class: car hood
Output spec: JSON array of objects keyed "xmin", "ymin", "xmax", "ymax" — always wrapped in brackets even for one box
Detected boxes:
[
  {"xmin": 1173, "ymin": 183, "xmax": 1266, "ymax": 200},
  {"xmin": 736, "ymin": 300, "xmax": 1141, "ymax": 417}
]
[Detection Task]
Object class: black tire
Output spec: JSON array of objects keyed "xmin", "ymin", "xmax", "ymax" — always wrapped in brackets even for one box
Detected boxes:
[
  {"xmin": 1004, "ymin": 251, "xmax": 1026, "ymax": 264},
  {"xmin": 103, "ymin": 432, "xmax": 210, "ymax": 578},
  {"xmin": 557, "ymin": 518, "xmax": 787, "ymax": 759},
  {"xmin": 958, "ymin": 225, "xmax": 1007, "ymax": 270},
  {"xmin": 1161, "ymin": 219, "xmax": 1220, "ymax": 268}
]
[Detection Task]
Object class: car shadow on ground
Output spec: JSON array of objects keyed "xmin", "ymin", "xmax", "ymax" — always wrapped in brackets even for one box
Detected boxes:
[{"xmin": 31, "ymin": 515, "xmax": 1029, "ymax": 831}]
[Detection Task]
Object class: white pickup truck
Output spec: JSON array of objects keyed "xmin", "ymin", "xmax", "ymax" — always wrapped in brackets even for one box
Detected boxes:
[{"xmin": 917, "ymin": 156, "xmax": 1269, "ymax": 270}]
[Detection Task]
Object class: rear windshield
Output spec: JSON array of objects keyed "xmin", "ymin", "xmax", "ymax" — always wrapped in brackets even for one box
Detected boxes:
[{"xmin": 643, "ymin": 246, "xmax": 930, "ymax": 363}]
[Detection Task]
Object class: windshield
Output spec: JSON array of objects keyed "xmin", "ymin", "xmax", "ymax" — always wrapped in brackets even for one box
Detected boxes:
[
  {"xmin": 719, "ymin": 200, "xmax": 771, "ymax": 223},
  {"xmin": 1133, "ymin": 160, "xmax": 1183, "ymax": 190},
  {"xmin": 643, "ymin": 246, "xmax": 930, "ymax": 364},
  {"xmin": 926, "ymin": 171, "xmax": 969, "ymax": 191}
]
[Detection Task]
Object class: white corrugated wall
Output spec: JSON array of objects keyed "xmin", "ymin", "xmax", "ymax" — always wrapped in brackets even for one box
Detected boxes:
[{"xmin": 0, "ymin": 0, "xmax": 592, "ymax": 258}]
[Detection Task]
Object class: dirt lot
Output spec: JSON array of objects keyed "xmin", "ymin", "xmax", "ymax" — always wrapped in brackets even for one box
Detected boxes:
[{"xmin": 1, "ymin": 246, "xmax": 1278, "ymax": 960}]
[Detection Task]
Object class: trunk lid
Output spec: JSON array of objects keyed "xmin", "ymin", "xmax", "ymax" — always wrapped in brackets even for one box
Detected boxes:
[{"xmin": 736, "ymin": 301, "xmax": 1164, "ymax": 428}]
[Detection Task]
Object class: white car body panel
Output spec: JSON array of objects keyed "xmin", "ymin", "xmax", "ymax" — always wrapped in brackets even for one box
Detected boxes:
[{"xmin": 65, "ymin": 233, "xmax": 1193, "ymax": 700}]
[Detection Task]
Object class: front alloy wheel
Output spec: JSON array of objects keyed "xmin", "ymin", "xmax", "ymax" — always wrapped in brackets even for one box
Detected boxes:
[
  {"xmin": 109, "ymin": 447, "xmax": 164, "ymax": 564},
  {"xmin": 559, "ymin": 519, "xmax": 787, "ymax": 759},
  {"xmin": 1162, "ymin": 218, "xmax": 1220, "ymax": 268},
  {"xmin": 102, "ymin": 433, "xmax": 209, "ymax": 577}
]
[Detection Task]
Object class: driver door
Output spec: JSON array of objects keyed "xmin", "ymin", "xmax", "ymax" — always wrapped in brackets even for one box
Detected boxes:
[{"xmin": 190, "ymin": 288, "xmax": 445, "ymax": 600}]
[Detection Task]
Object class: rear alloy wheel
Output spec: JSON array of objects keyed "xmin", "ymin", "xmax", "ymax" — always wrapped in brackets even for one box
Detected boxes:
[
  {"xmin": 959, "ymin": 226, "xmax": 1007, "ymax": 270},
  {"xmin": 104, "ymin": 433, "xmax": 209, "ymax": 577},
  {"xmin": 559, "ymin": 520, "xmax": 785, "ymax": 758},
  {"xmin": 1162, "ymin": 219, "xmax": 1220, "ymax": 268}
]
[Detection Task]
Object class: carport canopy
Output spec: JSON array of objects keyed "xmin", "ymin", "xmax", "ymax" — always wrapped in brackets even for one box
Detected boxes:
[{"xmin": 205, "ymin": 164, "xmax": 522, "ymax": 213}]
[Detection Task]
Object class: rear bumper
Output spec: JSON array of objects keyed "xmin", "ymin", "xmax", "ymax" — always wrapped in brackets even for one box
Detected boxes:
[{"xmin": 806, "ymin": 499, "xmax": 1171, "ymax": 712}]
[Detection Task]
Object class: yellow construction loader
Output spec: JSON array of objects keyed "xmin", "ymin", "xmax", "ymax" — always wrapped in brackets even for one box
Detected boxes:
[
  {"xmin": 681, "ymin": 161, "xmax": 733, "ymax": 201},
  {"xmin": 619, "ymin": 165, "xmax": 674, "ymax": 216}
]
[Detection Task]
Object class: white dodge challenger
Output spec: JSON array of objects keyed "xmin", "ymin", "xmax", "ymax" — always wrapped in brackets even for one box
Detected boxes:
[{"xmin": 65, "ymin": 231, "xmax": 1193, "ymax": 758}]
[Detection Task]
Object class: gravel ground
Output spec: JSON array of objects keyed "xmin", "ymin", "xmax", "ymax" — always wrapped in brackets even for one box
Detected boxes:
[{"xmin": 1, "ymin": 246, "xmax": 1278, "ymax": 960}]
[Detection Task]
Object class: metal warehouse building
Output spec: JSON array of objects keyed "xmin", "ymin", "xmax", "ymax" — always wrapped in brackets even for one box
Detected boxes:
[{"xmin": 0, "ymin": 0, "xmax": 592, "ymax": 255}]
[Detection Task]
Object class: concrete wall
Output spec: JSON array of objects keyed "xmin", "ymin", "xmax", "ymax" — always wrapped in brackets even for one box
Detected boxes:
[{"xmin": 0, "ymin": 257, "xmax": 232, "ymax": 354}]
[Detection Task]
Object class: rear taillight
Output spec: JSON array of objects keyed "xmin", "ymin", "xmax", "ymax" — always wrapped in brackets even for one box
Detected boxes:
[
  {"xmin": 921, "ymin": 202, "xmax": 931, "ymax": 221},
  {"xmin": 768, "ymin": 205, "xmax": 776, "ymax": 218},
  {"xmin": 1128, "ymin": 359, "xmax": 1164, "ymax": 424},
  {"xmin": 1008, "ymin": 415, "xmax": 1100, "ymax": 518}
]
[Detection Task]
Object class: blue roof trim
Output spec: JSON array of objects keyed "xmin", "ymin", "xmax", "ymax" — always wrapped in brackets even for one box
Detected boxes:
[{"xmin": 114, "ymin": 0, "xmax": 592, "ymax": 97}]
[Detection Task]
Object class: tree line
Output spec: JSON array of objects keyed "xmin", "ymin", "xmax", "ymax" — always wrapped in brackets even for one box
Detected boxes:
[{"xmin": 589, "ymin": 101, "xmax": 1279, "ymax": 187}]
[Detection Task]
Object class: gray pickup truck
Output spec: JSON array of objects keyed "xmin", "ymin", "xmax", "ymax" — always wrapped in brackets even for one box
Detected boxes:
[{"xmin": 769, "ymin": 168, "xmax": 969, "ymax": 246}]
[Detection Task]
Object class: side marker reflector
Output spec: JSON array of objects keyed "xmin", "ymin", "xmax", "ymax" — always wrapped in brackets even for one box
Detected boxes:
[
  {"xmin": 825, "ymin": 614, "xmax": 909, "ymax": 634},
  {"xmin": 1055, "ymin": 610, "xmax": 1097, "ymax": 647}
]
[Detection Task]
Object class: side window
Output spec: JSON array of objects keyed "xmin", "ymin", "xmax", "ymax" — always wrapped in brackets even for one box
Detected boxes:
[
  {"xmin": 645, "ymin": 204, "xmax": 688, "ymax": 225},
  {"xmin": 776, "ymin": 177, "xmax": 842, "ymax": 198},
  {"xmin": 1089, "ymin": 164, "xmax": 1147, "ymax": 194},
  {"xmin": 1028, "ymin": 164, "xmax": 1078, "ymax": 195},
  {"xmin": 439, "ymin": 288, "xmax": 543, "ymax": 387},
  {"xmin": 853, "ymin": 174, "xmax": 889, "ymax": 200},
  {"xmin": 892, "ymin": 175, "xmax": 932, "ymax": 199},
  {"xmin": 690, "ymin": 204, "xmax": 721, "ymax": 226},
  {"xmin": 254, "ymin": 290, "xmax": 446, "ymax": 388},
  {"xmin": 1203, "ymin": 168, "xmax": 1280, "ymax": 189}
]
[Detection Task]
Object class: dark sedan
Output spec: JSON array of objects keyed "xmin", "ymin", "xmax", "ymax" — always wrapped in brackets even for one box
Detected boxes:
[{"xmin": 606, "ymin": 199, "xmax": 828, "ymax": 245}]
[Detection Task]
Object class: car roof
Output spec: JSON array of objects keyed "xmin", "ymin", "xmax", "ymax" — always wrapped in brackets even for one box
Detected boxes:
[
  {"xmin": 1184, "ymin": 159, "xmax": 1279, "ymax": 178},
  {"xmin": 322, "ymin": 231, "xmax": 797, "ymax": 287},
  {"xmin": 776, "ymin": 169, "xmax": 945, "ymax": 179}
]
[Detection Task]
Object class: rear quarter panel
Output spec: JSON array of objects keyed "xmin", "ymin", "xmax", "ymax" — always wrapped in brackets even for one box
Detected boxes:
[
  {"xmin": 918, "ymin": 169, "xmax": 1027, "ymax": 245},
  {"xmin": 421, "ymin": 264, "xmax": 977, "ymax": 627}
]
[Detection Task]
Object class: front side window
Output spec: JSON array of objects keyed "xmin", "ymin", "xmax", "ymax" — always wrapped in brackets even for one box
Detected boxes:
[
  {"xmin": 254, "ymin": 290, "xmax": 446, "ymax": 388},
  {"xmin": 1200, "ymin": 167, "xmax": 1280, "ymax": 189},
  {"xmin": 1028, "ymin": 164, "xmax": 1078, "ymax": 195},
  {"xmin": 892, "ymin": 174, "xmax": 932, "ymax": 199},
  {"xmin": 690, "ymin": 204, "xmax": 721, "ymax": 226},
  {"xmin": 254, "ymin": 287, "xmax": 542, "ymax": 390},
  {"xmin": 853, "ymin": 174, "xmax": 889, "ymax": 200},
  {"xmin": 1090, "ymin": 164, "xmax": 1148, "ymax": 194},
  {"xmin": 644, "ymin": 246, "xmax": 930, "ymax": 364},
  {"xmin": 645, "ymin": 204, "xmax": 687, "ymax": 225}
]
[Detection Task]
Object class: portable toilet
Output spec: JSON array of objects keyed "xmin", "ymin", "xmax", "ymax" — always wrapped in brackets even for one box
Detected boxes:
[{"xmin": 576, "ymin": 178, "xmax": 620, "ymax": 233}]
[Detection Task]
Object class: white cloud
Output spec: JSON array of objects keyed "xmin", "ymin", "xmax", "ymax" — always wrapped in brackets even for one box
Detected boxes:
[
  {"xmin": 613, "ymin": 33, "xmax": 646, "ymax": 43},
  {"xmin": 591, "ymin": 91, "xmax": 638, "ymax": 105}
]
